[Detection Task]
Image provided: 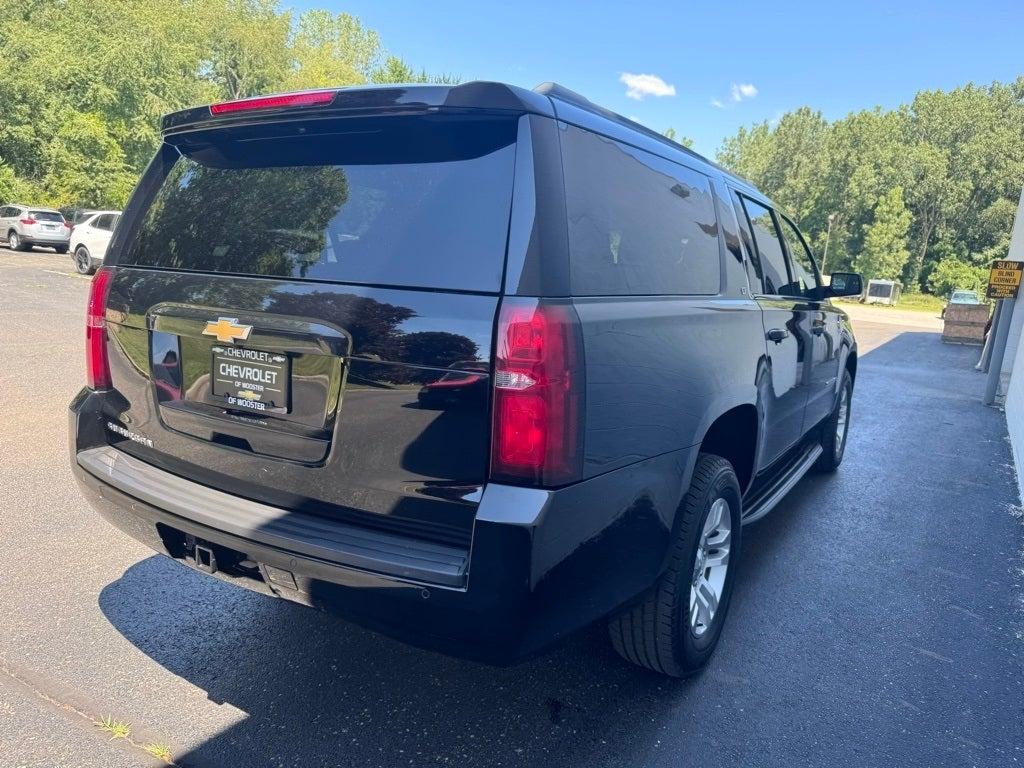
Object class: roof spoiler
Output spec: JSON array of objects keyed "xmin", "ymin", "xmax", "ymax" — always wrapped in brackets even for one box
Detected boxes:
[{"xmin": 161, "ymin": 81, "xmax": 554, "ymax": 135}]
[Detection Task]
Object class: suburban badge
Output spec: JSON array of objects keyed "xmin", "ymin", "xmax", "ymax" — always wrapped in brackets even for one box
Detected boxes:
[{"xmin": 202, "ymin": 317, "xmax": 253, "ymax": 344}]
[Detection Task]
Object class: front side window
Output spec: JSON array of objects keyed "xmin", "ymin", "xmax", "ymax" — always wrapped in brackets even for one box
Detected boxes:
[
  {"xmin": 741, "ymin": 198, "xmax": 789, "ymax": 295},
  {"xmin": 561, "ymin": 125, "xmax": 721, "ymax": 296},
  {"xmin": 779, "ymin": 216, "xmax": 820, "ymax": 298}
]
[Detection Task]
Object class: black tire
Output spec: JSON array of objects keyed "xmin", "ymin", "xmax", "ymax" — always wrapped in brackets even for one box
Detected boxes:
[
  {"xmin": 55, "ymin": 245, "xmax": 68, "ymax": 254},
  {"xmin": 815, "ymin": 369, "xmax": 852, "ymax": 472},
  {"xmin": 8, "ymin": 231, "xmax": 24, "ymax": 251},
  {"xmin": 74, "ymin": 246, "xmax": 94, "ymax": 275},
  {"xmin": 608, "ymin": 453, "xmax": 742, "ymax": 677}
]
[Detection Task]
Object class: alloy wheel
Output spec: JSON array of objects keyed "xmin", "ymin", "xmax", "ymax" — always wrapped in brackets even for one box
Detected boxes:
[
  {"xmin": 835, "ymin": 387, "xmax": 850, "ymax": 460},
  {"xmin": 75, "ymin": 248, "xmax": 90, "ymax": 274},
  {"xmin": 690, "ymin": 497, "xmax": 732, "ymax": 637}
]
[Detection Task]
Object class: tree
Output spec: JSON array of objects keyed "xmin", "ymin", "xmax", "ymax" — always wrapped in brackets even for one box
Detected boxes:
[
  {"xmin": 663, "ymin": 128, "xmax": 694, "ymax": 149},
  {"xmin": 0, "ymin": 0, "xmax": 447, "ymax": 210},
  {"xmin": 370, "ymin": 55, "xmax": 459, "ymax": 85},
  {"xmin": 927, "ymin": 258, "xmax": 990, "ymax": 297},
  {"xmin": 201, "ymin": 0, "xmax": 292, "ymax": 100},
  {"xmin": 716, "ymin": 77, "xmax": 1024, "ymax": 292},
  {"xmin": 857, "ymin": 187, "xmax": 912, "ymax": 282},
  {"xmin": 281, "ymin": 9, "xmax": 382, "ymax": 90}
]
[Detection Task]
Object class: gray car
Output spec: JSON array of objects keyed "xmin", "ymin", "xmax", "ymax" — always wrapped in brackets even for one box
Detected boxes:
[{"xmin": 0, "ymin": 204, "xmax": 71, "ymax": 252}]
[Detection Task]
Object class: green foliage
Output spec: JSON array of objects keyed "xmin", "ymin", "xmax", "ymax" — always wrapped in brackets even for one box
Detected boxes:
[
  {"xmin": 0, "ymin": 0, "xmax": 450, "ymax": 210},
  {"xmin": 857, "ymin": 187, "xmax": 912, "ymax": 281},
  {"xmin": 663, "ymin": 128, "xmax": 694, "ymax": 149},
  {"xmin": 717, "ymin": 78, "xmax": 1024, "ymax": 292},
  {"xmin": 927, "ymin": 258, "xmax": 991, "ymax": 297},
  {"xmin": 370, "ymin": 55, "xmax": 459, "ymax": 85}
]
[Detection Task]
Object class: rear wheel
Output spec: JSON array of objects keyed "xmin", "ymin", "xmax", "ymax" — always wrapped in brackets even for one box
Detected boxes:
[
  {"xmin": 815, "ymin": 369, "xmax": 852, "ymax": 472},
  {"xmin": 74, "ymin": 246, "xmax": 94, "ymax": 275},
  {"xmin": 608, "ymin": 453, "xmax": 742, "ymax": 677},
  {"xmin": 55, "ymin": 245, "xmax": 68, "ymax": 254},
  {"xmin": 8, "ymin": 231, "xmax": 23, "ymax": 251}
]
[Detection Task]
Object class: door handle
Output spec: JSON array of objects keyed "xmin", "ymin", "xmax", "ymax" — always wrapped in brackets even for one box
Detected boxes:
[{"xmin": 766, "ymin": 328, "xmax": 789, "ymax": 343}]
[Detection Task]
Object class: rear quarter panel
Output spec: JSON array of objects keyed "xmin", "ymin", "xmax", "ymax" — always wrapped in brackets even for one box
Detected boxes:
[{"xmin": 574, "ymin": 295, "xmax": 766, "ymax": 478}]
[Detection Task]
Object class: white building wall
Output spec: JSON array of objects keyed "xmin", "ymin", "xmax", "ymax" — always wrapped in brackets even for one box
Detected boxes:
[
  {"xmin": 999, "ymin": 187, "xmax": 1024, "ymax": 383},
  {"xmin": 1000, "ymin": 186, "xmax": 1024, "ymax": 498}
]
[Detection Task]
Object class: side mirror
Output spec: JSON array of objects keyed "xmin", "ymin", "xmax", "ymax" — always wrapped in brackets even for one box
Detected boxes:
[{"xmin": 827, "ymin": 272, "xmax": 863, "ymax": 298}]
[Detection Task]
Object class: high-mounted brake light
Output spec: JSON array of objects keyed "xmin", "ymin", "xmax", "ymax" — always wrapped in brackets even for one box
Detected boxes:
[
  {"xmin": 491, "ymin": 300, "xmax": 584, "ymax": 487},
  {"xmin": 210, "ymin": 90, "xmax": 336, "ymax": 115},
  {"xmin": 86, "ymin": 267, "xmax": 114, "ymax": 390}
]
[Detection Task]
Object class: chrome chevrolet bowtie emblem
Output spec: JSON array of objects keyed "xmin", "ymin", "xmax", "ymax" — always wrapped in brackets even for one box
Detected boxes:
[{"xmin": 202, "ymin": 317, "xmax": 253, "ymax": 344}]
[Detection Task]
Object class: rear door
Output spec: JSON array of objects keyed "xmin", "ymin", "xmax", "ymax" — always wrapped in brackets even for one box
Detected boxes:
[
  {"xmin": 101, "ymin": 112, "xmax": 522, "ymax": 548},
  {"xmin": 735, "ymin": 194, "xmax": 808, "ymax": 466},
  {"xmin": 89, "ymin": 214, "xmax": 116, "ymax": 258}
]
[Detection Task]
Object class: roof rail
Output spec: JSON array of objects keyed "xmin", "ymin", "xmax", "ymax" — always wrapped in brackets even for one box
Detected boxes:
[{"xmin": 532, "ymin": 81, "xmax": 736, "ymax": 178}]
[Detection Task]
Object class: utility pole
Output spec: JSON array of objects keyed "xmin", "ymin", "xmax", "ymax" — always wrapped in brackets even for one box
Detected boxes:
[{"xmin": 822, "ymin": 213, "xmax": 836, "ymax": 274}]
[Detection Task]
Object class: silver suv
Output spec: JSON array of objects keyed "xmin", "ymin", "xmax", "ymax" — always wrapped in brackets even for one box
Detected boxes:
[{"xmin": 0, "ymin": 204, "xmax": 71, "ymax": 253}]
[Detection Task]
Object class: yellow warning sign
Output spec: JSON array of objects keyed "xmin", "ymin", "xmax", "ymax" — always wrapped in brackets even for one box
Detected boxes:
[{"xmin": 987, "ymin": 260, "xmax": 1024, "ymax": 299}]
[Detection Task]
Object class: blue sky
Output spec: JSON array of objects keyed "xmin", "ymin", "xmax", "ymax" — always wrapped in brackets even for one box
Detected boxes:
[{"xmin": 289, "ymin": 0, "xmax": 1024, "ymax": 157}]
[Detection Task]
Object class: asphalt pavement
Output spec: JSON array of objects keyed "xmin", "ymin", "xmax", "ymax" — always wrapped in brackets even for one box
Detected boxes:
[{"xmin": 1, "ymin": 246, "xmax": 1021, "ymax": 767}]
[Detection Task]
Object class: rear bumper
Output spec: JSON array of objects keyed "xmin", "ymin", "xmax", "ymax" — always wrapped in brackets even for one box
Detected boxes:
[
  {"xmin": 23, "ymin": 233, "xmax": 70, "ymax": 245},
  {"xmin": 71, "ymin": 389, "xmax": 695, "ymax": 663}
]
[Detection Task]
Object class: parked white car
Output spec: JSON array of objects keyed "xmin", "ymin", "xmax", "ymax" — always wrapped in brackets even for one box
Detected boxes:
[
  {"xmin": 0, "ymin": 204, "xmax": 71, "ymax": 252},
  {"xmin": 71, "ymin": 211, "xmax": 121, "ymax": 274}
]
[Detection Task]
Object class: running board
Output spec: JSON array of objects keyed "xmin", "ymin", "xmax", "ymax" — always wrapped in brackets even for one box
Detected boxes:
[{"xmin": 741, "ymin": 444, "xmax": 823, "ymax": 525}]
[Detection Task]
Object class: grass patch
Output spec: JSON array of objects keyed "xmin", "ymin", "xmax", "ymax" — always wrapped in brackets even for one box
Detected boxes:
[
  {"xmin": 144, "ymin": 743, "xmax": 174, "ymax": 763},
  {"xmin": 835, "ymin": 292, "xmax": 953, "ymax": 315},
  {"xmin": 895, "ymin": 292, "xmax": 949, "ymax": 314},
  {"xmin": 95, "ymin": 714, "xmax": 131, "ymax": 740}
]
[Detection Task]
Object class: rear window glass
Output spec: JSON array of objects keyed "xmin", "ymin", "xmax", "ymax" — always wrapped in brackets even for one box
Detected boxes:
[
  {"xmin": 120, "ymin": 115, "xmax": 518, "ymax": 292},
  {"xmin": 561, "ymin": 125, "xmax": 720, "ymax": 296},
  {"xmin": 30, "ymin": 211, "xmax": 64, "ymax": 222}
]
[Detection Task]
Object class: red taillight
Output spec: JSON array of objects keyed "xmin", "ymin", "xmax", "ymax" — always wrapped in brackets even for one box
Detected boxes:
[
  {"xmin": 20, "ymin": 217, "xmax": 35, "ymax": 225},
  {"xmin": 210, "ymin": 90, "xmax": 336, "ymax": 115},
  {"xmin": 86, "ymin": 267, "xmax": 113, "ymax": 389},
  {"xmin": 491, "ymin": 300, "xmax": 583, "ymax": 486},
  {"xmin": 63, "ymin": 221, "xmax": 72, "ymax": 229}
]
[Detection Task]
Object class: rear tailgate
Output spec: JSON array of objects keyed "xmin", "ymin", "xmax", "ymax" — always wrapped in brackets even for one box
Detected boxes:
[{"xmin": 97, "ymin": 112, "xmax": 520, "ymax": 551}]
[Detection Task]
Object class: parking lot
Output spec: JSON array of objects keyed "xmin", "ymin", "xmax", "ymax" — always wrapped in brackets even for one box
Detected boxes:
[{"xmin": 1, "ymin": 246, "xmax": 1021, "ymax": 767}]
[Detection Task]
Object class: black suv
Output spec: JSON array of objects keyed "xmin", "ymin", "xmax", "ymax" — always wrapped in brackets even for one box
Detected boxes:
[{"xmin": 70, "ymin": 82, "xmax": 861, "ymax": 677}]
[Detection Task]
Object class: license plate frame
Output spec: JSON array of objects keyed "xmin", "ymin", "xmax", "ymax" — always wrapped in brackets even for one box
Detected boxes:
[{"xmin": 211, "ymin": 345, "xmax": 290, "ymax": 413}]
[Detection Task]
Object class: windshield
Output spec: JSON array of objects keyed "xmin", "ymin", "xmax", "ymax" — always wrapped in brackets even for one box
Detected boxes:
[{"xmin": 119, "ymin": 114, "xmax": 519, "ymax": 292}]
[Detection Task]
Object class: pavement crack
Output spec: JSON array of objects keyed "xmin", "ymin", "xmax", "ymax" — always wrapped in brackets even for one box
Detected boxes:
[{"xmin": 0, "ymin": 658, "xmax": 176, "ymax": 765}]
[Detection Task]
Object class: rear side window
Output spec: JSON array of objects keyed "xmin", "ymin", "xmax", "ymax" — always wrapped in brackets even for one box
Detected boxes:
[
  {"xmin": 119, "ymin": 115, "xmax": 518, "ymax": 292},
  {"xmin": 561, "ymin": 125, "xmax": 720, "ymax": 296},
  {"xmin": 30, "ymin": 211, "xmax": 63, "ymax": 222},
  {"xmin": 741, "ymin": 198, "xmax": 789, "ymax": 295}
]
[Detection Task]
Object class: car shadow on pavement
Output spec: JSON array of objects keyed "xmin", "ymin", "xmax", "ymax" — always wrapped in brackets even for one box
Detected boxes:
[
  {"xmin": 99, "ymin": 555, "xmax": 697, "ymax": 768},
  {"xmin": 97, "ymin": 328, "xmax": 1022, "ymax": 768}
]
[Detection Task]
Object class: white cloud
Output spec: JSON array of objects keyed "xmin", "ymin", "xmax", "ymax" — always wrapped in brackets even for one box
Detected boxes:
[
  {"xmin": 730, "ymin": 83, "xmax": 758, "ymax": 102},
  {"xmin": 619, "ymin": 72, "xmax": 676, "ymax": 101},
  {"xmin": 710, "ymin": 98, "xmax": 725, "ymax": 109}
]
